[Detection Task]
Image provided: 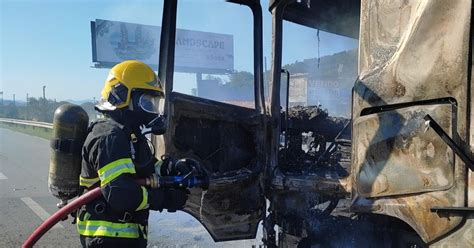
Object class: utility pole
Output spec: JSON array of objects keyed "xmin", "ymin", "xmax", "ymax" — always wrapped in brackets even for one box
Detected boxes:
[
  {"xmin": 0, "ymin": 91, "xmax": 3, "ymax": 105},
  {"xmin": 13, "ymin": 94, "xmax": 15, "ymax": 106},
  {"xmin": 26, "ymin": 93, "xmax": 29, "ymax": 120},
  {"xmin": 196, "ymin": 72, "xmax": 202, "ymax": 97},
  {"xmin": 42, "ymin": 86, "xmax": 46, "ymax": 122}
]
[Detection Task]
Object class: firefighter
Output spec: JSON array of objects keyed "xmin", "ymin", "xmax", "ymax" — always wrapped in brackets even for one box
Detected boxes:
[{"xmin": 77, "ymin": 60, "xmax": 188, "ymax": 247}]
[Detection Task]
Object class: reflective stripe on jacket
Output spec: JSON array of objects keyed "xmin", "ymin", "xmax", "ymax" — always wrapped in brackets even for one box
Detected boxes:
[
  {"xmin": 98, "ymin": 158, "xmax": 136, "ymax": 186},
  {"xmin": 77, "ymin": 218, "xmax": 142, "ymax": 239}
]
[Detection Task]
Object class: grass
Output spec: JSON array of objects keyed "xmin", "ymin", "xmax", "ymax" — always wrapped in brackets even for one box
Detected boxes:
[{"xmin": 0, "ymin": 122, "xmax": 52, "ymax": 140}]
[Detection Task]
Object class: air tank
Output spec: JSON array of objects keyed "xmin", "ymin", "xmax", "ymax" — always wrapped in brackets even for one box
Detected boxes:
[{"xmin": 48, "ymin": 104, "xmax": 89, "ymax": 201}]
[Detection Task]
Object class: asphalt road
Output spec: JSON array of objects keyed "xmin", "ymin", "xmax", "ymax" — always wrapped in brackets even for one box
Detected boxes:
[{"xmin": 0, "ymin": 128, "xmax": 262, "ymax": 248}]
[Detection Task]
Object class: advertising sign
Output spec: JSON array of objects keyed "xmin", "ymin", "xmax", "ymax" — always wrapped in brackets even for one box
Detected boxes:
[{"xmin": 91, "ymin": 19, "xmax": 234, "ymax": 73}]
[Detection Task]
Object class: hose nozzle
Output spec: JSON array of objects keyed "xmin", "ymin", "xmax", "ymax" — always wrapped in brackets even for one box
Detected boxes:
[{"xmin": 144, "ymin": 174, "xmax": 208, "ymax": 189}]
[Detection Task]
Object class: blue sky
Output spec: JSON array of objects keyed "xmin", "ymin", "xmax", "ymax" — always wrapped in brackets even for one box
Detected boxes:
[{"xmin": 1, "ymin": 0, "xmax": 357, "ymax": 101}]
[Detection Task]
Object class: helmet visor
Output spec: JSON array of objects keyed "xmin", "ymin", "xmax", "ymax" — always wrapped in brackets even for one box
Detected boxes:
[{"xmin": 138, "ymin": 93, "xmax": 162, "ymax": 114}]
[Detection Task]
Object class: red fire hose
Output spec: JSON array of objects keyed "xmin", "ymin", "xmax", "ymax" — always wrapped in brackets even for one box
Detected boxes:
[
  {"xmin": 22, "ymin": 187, "xmax": 101, "ymax": 248},
  {"xmin": 22, "ymin": 179, "xmax": 149, "ymax": 248},
  {"xmin": 22, "ymin": 174, "xmax": 203, "ymax": 247}
]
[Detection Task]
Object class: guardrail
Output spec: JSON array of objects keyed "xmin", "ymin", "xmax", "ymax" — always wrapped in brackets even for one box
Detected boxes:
[{"xmin": 0, "ymin": 118, "xmax": 53, "ymax": 129}]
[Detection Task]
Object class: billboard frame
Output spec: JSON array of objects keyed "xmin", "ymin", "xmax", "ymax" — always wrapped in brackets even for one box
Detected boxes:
[{"xmin": 90, "ymin": 20, "xmax": 233, "ymax": 75}]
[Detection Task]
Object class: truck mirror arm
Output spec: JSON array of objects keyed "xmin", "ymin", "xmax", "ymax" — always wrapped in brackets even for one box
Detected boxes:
[{"xmin": 424, "ymin": 114, "xmax": 474, "ymax": 171}]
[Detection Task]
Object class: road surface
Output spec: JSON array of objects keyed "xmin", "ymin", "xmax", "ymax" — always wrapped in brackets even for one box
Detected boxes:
[{"xmin": 0, "ymin": 128, "xmax": 262, "ymax": 248}]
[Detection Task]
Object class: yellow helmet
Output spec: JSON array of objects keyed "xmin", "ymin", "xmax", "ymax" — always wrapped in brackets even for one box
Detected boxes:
[{"xmin": 99, "ymin": 60, "xmax": 163, "ymax": 110}]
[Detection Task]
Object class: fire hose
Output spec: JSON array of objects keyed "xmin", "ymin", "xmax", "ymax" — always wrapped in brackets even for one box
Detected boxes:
[{"xmin": 22, "ymin": 174, "xmax": 208, "ymax": 248}]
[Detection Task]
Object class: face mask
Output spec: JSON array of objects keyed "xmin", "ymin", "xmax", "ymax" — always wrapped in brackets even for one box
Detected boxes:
[
  {"xmin": 129, "ymin": 92, "xmax": 163, "ymax": 127},
  {"xmin": 138, "ymin": 94, "xmax": 162, "ymax": 114},
  {"xmin": 131, "ymin": 92, "xmax": 166, "ymax": 135}
]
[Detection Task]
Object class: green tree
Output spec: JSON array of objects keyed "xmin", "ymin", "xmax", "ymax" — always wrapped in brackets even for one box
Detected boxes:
[{"xmin": 227, "ymin": 71, "xmax": 253, "ymax": 89}]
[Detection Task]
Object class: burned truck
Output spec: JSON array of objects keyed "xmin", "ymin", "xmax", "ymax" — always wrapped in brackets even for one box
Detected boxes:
[{"xmin": 152, "ymin": 0, "xmax": 474, "ymax": 247}]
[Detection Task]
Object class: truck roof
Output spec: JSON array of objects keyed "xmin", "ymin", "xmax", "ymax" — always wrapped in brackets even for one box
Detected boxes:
[{"xmin": 268, "ymin": 0, "xmax": 360, "ymax": 39}]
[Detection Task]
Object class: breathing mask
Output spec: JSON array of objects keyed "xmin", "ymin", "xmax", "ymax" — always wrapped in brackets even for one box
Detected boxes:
[{"xmin": 131, "ymin": 92, "xmax": 167, "ymax": 135}]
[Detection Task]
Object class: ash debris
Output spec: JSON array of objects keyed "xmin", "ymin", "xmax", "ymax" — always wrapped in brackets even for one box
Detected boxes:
[
  {"xmin": 280, "ymin": 105, "xmax": 351, "ymax": 175},
  {"xmin": 284, "ymin": 105, "xmax": 350, "ymax": 140}
]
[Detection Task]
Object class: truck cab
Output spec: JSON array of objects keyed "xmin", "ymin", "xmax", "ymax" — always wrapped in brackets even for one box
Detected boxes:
[{"xmin": 156, "ymin": 0, "xmax": 474, "ymax": 247}]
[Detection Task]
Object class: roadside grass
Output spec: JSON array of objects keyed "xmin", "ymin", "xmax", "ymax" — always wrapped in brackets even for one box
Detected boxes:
[{"xmin": 0, "ymin": 122, "xmax": 52, "ymax": 140}]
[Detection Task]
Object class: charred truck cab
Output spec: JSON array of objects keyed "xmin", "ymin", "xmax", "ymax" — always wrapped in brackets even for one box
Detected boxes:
[{"xmin": 156, "ymin": 0, "xmax": 474, "ymax": 247}]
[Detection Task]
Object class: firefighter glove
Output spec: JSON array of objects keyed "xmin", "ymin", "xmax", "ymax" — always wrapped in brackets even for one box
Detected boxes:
[{"xmin": 163, "ymin": 188, "xmax": 189, "ymax": 212}]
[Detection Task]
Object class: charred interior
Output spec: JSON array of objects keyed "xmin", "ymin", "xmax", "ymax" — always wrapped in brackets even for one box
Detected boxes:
[
  {"xmin": 271, "ymin": 105, "xmax": 358, "ymax": 246},
  {"xmin": 175, "ymin": 116, "xmax": 257, "ymax": 173},
  {"xmin": 169, "ymin": 92, "xmax": 263, "ymax": 175},
  {"xmin": 279, "ymin": 105, "xmax": 351, "ymax": 177}
]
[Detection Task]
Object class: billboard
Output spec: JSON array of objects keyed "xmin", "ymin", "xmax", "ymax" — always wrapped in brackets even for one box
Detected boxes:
[{"xmin": 91, "ymin": 19, "xmax": 234, "ymax": 74}]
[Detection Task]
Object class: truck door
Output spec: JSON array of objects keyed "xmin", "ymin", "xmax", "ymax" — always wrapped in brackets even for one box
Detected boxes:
[
  {"xmin": 157, "ymin": 0, "xmax": 266, "ymax": 242},
  {"xmin": 166, "ymin": 92, "xmax": 265, "ymax": 241},
  {"xmin": 352, "ymin": 0, "xmax": 470, "ymax": 243}
]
